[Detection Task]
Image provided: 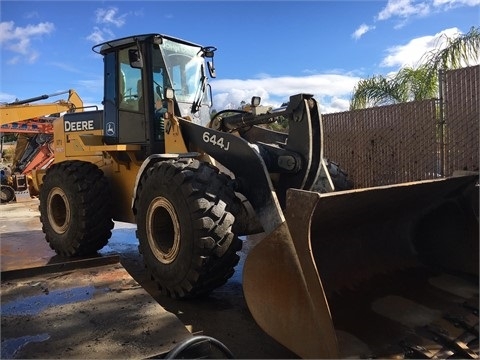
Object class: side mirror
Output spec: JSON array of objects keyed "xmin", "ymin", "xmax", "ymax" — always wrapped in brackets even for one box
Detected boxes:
[
  {"xmin": 207, "ymin": 61, "xmax": 216, "ymax": 78},
  {"xmin": 129, "ymin": 49, "xmax": 143, "ymax": 69},
  {"xmin": 202, "ymin": 46, "xmax": 217, "ymax": 79}
]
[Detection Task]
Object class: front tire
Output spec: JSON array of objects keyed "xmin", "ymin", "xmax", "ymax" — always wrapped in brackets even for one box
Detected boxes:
[
  {"xmin": 39, "ymin": 160, "xmax": 114, "ymax": 256},
  {"xmin": 134, "ymin": 158, "xmax": 242, "ymax": 298},
  {"xmin": 0, "ymin": 185, "xmax": 15, "ymax": 203}
]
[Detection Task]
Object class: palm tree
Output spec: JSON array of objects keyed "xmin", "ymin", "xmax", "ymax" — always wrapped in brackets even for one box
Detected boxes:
[{"xmin": 350, "ymin": 26, "xmax": 480, "ymax": 110}]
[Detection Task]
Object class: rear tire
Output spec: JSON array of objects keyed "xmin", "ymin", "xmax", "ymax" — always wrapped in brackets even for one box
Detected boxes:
[
  {"xmin": 39, "ymin": 160, "xmax": 114, "ymax": 256},
  {"xmin": 134, "ymin": 158, "xmax": 242, "ymax": 298},
  {"xmin": 0, "ymin": 185, "xmax": 15, "ymax": 203}
]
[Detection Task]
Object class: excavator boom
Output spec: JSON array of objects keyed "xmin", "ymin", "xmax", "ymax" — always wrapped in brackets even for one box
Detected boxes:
[
  {"xmin": 0, "ymin": 89, "xmax": 83, "ymax": 126},
  {"xmin": 0, "ymin": 89, "xmax": 84, "ymax": 198}
]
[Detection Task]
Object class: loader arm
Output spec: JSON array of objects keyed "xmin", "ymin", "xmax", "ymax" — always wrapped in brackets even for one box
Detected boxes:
[
  {"xmin": 177, "ymin": 110, "xmax": 341, "ymax": 358},
  {"xmin": 180, "ymin": 93, "xmax": 331, "ymax": 208},
  {"xmin": 178, "ymin": 118, "xmax": 284, "ymax": 233}
]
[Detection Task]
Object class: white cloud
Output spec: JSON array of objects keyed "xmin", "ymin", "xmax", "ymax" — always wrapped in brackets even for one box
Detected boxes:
[
  {"xmin": 433, "ymin": 0, "xmax": 480, "ymax": 7},
  {"xmin": 380, "ymin": 27, "xmax": 465, "ymax": 68},
  {"xmin": 86, "ymin": 26, "xmax": 115, "ymax": 44},
  {"xmin": 6, "ymin": 55, "xmax": 21, "ymax": 65},
  {"xmin": 211, "ymin": 73, "xmax": 361, "ymax": 114},
  {"xmin": 376, "ymin": 0, "xmax": 480, "ymax": 21},
  {"xmin": 0, "ymin": 92, "xmax": 17, "ymax": 104},
  {"xmin": 212, "ymin": 24, "xmax": 480, "ymax": 114},
  {"xmin": 352, "ymin": 24, "xmax": 375, "ymax": 40},
  {"xmin": 78, "ymin": 77, "xmax": 105, "ymax": 95},
  {"xmin": 86, "ymin": 27, "xmax": 104, "ymax": 43},
  {"xmin": 86, "ymin": 7, "xmax": 130, "ymax": 43},
  {"xmin": 321, "ymin": 97, "xmax": 352, "ymax": 114},
  {"xmin": 377, "ymin": 0, "xmax": 431, "ymax": 21},
  {"xmin": 0, "ymin": 21, "xmax": 54, "ymax": 63},
  {"xmin": 94, "ymin": 7, "xmax": 127, "ymax": 27},
  {"xmin": 24, "ymin": 11, "xmax": 40, "ymax": 20},
  {"xmin": 0, "ymin": 21, "xmax": 55, "ymax": 43},
  {"xmin": 357, "ymin": 0, "xmax": 480, "ymax": 35}
]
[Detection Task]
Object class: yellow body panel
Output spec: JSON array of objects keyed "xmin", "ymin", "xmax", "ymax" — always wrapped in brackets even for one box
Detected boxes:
[
  {"xmin": 163, "ymin": 108, "xmax": 189, "ymax": 153},
  {"xmin": 48, "ymin": 116, "xmax": 143, "ymax": 224},
  {"xmin": 99, "ymin": 160, "xmax": 141, "ymax": 223}
]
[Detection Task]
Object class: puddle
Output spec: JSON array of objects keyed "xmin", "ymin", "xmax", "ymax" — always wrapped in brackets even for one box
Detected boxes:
[
  {"xmin": 1, "ymin": 285, "xmax": 95, "ymax": 316},
  {"xmin": 1, "ymin": 333, "xmax": 50, "ymax": 359},
  {"xmin": 100, "ymin": 227, "xmax": 138, "ymax": 254}
]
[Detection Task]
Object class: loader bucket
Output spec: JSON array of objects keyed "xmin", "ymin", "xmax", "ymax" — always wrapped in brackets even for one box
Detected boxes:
[{"xmin": 243, "ymin": 174, "xmax": 479, "ymax": 359}]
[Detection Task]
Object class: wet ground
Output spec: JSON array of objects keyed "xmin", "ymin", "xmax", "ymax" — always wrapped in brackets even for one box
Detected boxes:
[
  {"xmin": 0, "ymin": 199, "xmax": 297, "ymax": 359},
  {"xmin": 104, "ymin": 225, "xmax": 297, "ymax": 359},
  {"xmin": 2, "ymin": 189, "xmax": 479, "ymax": 359}
]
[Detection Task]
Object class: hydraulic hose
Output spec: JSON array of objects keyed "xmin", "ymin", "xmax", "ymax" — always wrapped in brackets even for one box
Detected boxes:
[{"xmin": 165, "ymin": 335, "xmax": 235, "ymax": 359}]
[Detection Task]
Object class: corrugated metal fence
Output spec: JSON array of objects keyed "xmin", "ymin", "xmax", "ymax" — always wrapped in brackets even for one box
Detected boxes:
[{"xmin": 323, "ymin": 65, "xmax": 479, "ymax": 188}]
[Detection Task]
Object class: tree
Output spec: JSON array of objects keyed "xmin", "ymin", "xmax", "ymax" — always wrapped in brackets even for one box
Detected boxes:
[{"xmin": 350, "ymin": 26, "xmax": 480, "ymax": 110}]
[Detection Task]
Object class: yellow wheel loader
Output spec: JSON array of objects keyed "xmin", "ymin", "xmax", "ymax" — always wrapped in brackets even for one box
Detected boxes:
[{"xmin": 36, "ymin": 34, "xmax": 478, "ymax": 358}]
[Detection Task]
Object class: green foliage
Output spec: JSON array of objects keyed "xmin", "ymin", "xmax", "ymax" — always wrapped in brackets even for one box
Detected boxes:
[
  {"xmin": 421, "ymin": 26, "xmax": 480, "ymax": 74},
  {"xmin": 350, "ymin": 26, "xmax": 480, "ymax": 110}
]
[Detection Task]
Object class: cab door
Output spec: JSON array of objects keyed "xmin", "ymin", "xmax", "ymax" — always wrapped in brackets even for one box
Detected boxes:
[{"xmin": 103, "ymin": 48, "xmax": 147, "ymax": 145}]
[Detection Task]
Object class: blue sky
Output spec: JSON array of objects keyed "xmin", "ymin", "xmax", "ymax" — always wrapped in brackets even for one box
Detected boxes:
[{"xmin": 1, "ymin": 0, "xmax": 479, "ymax": 114}]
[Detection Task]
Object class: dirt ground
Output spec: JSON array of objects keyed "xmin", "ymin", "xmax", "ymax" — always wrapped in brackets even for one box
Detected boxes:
[
  {"xmin": 0, "ymin": 198, "xmax": 297, "ymax": 359},
  {"xmin": 114, "ymin": 230, "xmax": 298, "ymax": 359},
  {"xmin": 2, "ymin": 180, "xmax": 479, "ymax": 359}
]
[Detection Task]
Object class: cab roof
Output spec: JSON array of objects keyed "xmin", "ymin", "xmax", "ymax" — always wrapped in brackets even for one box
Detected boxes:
[{"xmin": 92, "ymin": 33, "xmax": 203, "ymax": 55}]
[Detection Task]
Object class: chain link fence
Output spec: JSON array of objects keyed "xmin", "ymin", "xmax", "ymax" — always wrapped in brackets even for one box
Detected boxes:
[{"xmin": 323, "ymin": 65, "xmax": 479, "ymax": 189}]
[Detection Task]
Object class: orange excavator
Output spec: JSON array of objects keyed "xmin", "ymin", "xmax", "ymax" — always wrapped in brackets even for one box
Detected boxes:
[{"xmin": 0, "ymin": 90, "xmax": 84, "ymax": 202}]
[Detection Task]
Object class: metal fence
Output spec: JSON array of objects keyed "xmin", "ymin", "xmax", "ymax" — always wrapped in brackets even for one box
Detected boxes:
[
  {"xmin": 323, "ymin": 65, "xmax": 479, "ymax": 188},
  {"xmin": 442, "ymin": 66, "xmax": 479, "ymax": 177}
]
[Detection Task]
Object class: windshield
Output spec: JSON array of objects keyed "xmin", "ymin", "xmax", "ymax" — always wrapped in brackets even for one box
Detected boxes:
[{"xmin": 160, "ymin": 38, "xmax": 204, "ymax": 104}]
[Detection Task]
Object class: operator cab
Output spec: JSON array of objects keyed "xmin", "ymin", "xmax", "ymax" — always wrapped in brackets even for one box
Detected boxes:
[{"xmin": 92, "ymin": 33, "xmax": 216, "ymax": 156}]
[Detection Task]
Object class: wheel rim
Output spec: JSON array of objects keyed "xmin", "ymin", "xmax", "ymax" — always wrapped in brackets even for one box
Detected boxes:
[
  {"xmin": 146, "ymin": 196, "xmax": 180, "ymax": 264},
  {"xmin": 47, "ymin": 187, "xmax": 71, "ymax": 234}
]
